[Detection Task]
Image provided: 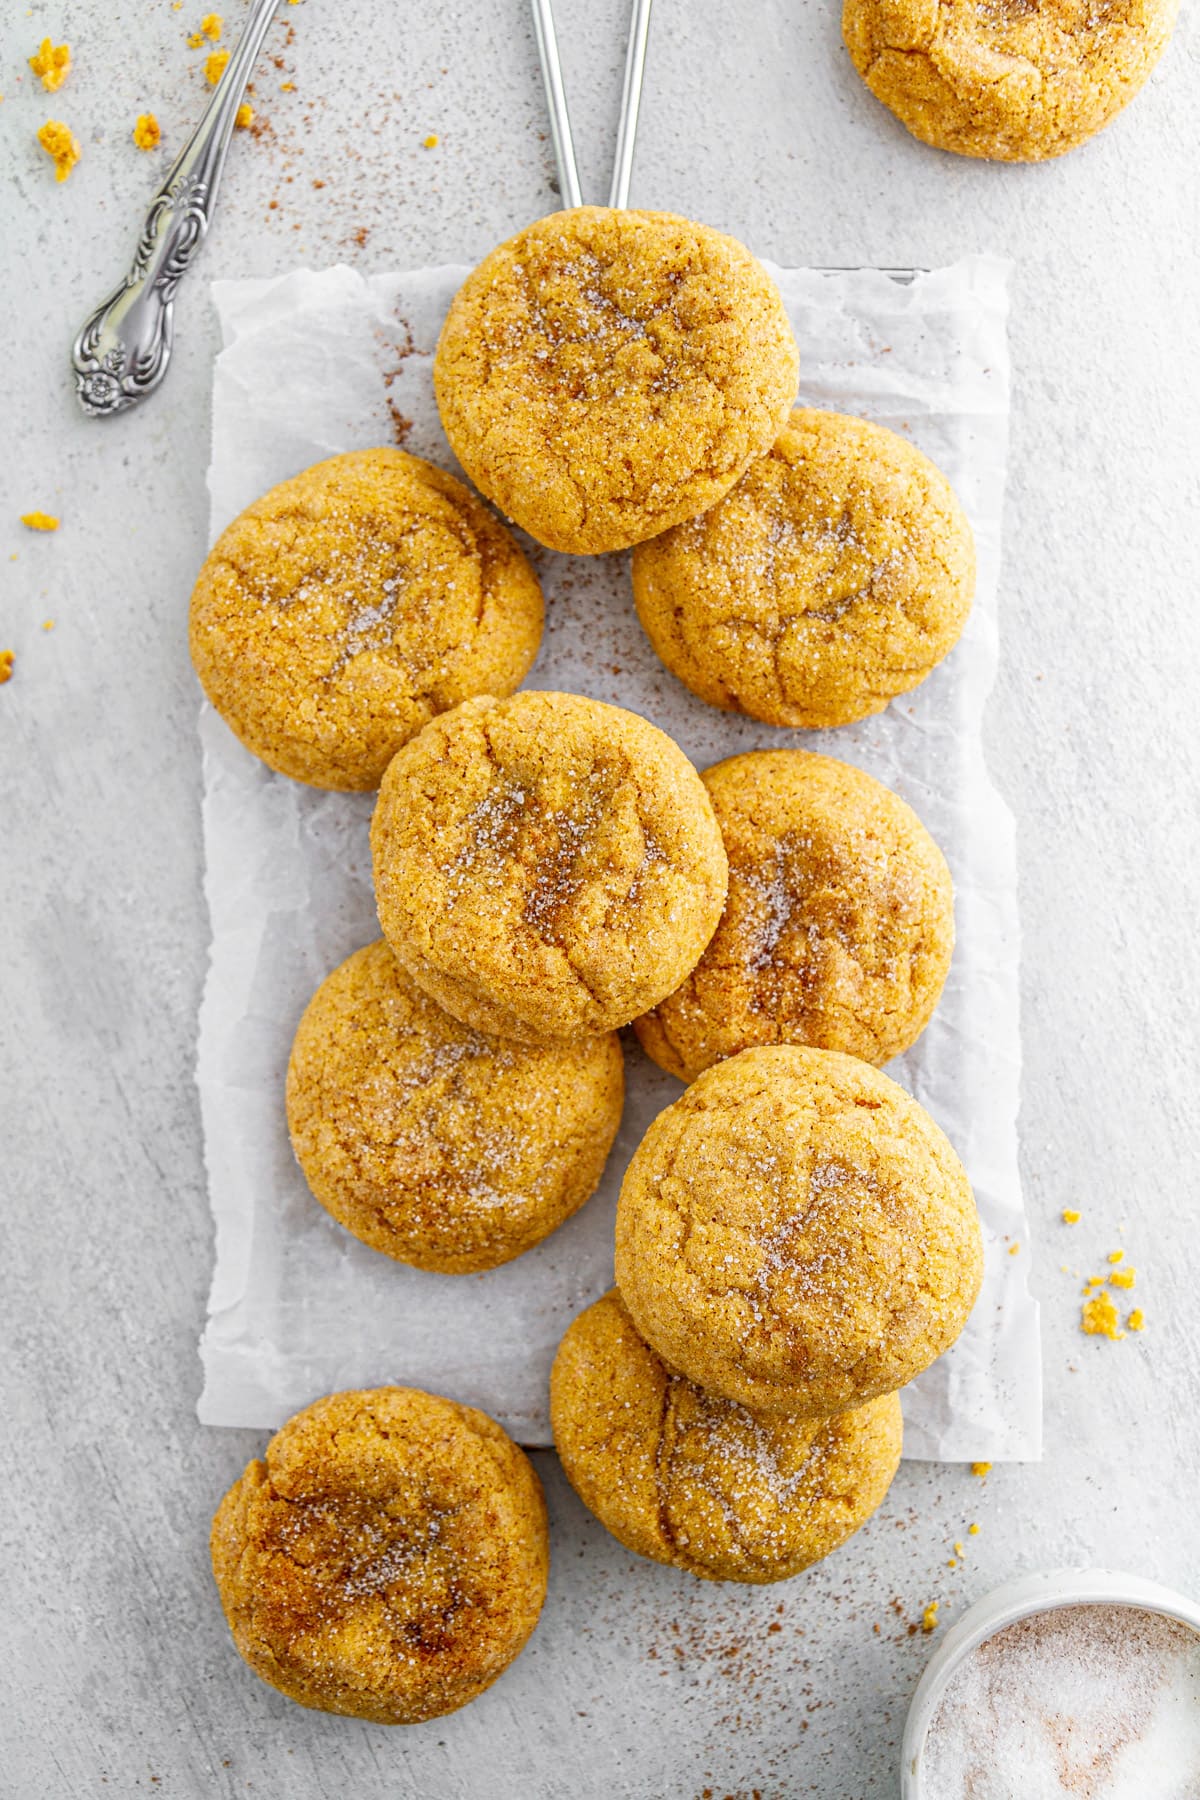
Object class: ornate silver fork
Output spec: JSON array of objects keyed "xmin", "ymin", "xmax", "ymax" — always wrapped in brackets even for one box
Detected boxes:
[{"xmin": 71, "ymin": 0, "xmax": 280, "ymax": 418}]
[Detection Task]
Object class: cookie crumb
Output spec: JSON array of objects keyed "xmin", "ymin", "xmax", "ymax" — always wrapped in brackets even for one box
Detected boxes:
[
  {"xmin": 1081, "ymin": 1290, "xmax": 1125, "ymax": 1340},
  {"xmin": 37, "ymin": 119, "xmax": 80, "ymax": 181},
  {"xmin": 922, "ymin": 1601, "xmax": 940, "ymax": 1634},
  {"xmin": 1107, "ymin": 1249, "xmax": 1124, "ymax": 1265},
  {"xmin": 1062, "ymin": 1208, "xmax": 1080, "ymax": 1224},
  {"xmin": 0, "ymin": 650, "xmax": 14, "ymax": 684},
  {"xmin": 204, "ymin": 50, "xmax": 229, "ymax": 84},
  {"xmin": 235, "ymin": 102, "xmax": 254, "ymax": 129},
  {"xmin": 42, "ymin": 619, "xmax": 55, "ymax": 631},
  {"xmin": 423, "ymin": 132, "xmax": 439, "ymax": 147},
  {"xmin": 201, "ymin": 12, "xmax": 223, "ymax": 38},
  {"xmin": 968, "ymin": 1522, "xmax": 980, "ymax": 1536},
  {"xmin": 20, "ymin": 511, "xmax": 59, "ymax": 531},
  {"xmin": 970, "ymin": 1462, "xmax": 991, "ymax": 1478},
  {"xmin": 133, "ymin": 113, "xmax": 161, "ymax": 150},
  {"xmin": 1127, "ymin": 1309, "xmax": 1145, "ymax": 1332},
  {"xmin": 1007, "ymin": 1242, "xmax": 1020, "ymax": 1256},
  {"xmin": 30, "ymin": 38, "xmax": 70, "ymax": 91},
  {"xmin": 1108, "ymin": 1268, "xmax": 1136, "ymax": 1290}
]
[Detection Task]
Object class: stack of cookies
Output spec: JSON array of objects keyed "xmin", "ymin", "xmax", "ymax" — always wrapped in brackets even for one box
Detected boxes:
[{"xmin": 196, "ymin": 205, "xmax": 986, "ymax": 1718}]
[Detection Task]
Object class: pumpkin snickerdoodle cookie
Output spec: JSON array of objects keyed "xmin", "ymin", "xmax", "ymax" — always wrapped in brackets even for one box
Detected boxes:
[
  {"xmin": 370, "ymin": 691, "xmax": 728, "ymax": 1042},
  {"xmin": 634, "ymin": 750, "xmax": 954, "ymax": 1082},
  {"xmin": 843, "ymin": 0, "xmax": 1179, "ymax": 163},
  {"xmin": 551, "ymin": 1290, "xmax": 903, "ymax": 1584},
  {"xmin": 433, "ymin": 207, "xmax": 800, "ymax": 555},
  {"xmin": 615, "ymin": 1046, "xmax": 982, "ymax": 1419},
  {"xmin": 210, "ymin": 1387, "xmax": 549, "ymax": 1723},
  {"xmin": 189, "ymin": 448, "xmax": 542, "ymax": 791},
  {"xmin": 632, "ymin": 408, "xmax": 974, "ymax": 729},
  {"xmin": 286, "ymin": 941, "xmax": 624, "ymax": 1272}
]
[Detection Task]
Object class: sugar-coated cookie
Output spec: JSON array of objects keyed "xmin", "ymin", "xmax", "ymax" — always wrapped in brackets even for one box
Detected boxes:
[
  {"xmin": 434, "ymin": 208, "xmax": 799, "ymax": 554},
  {"xmin": 210, "ymin": 1388, "xmax": 548, "ymax": 1723},
  {"xmin": 615, "ymin": 1046, "xmax": 982, "ymax": 1418},
  {"xmin": 190, "ymin": 449, "xmax": 542, "ymax": 790}
]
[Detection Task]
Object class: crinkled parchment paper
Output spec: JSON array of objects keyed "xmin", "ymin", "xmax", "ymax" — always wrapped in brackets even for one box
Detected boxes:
[{"xmin": 197, "ymin": 254, "xmax": 1041, "ymax": 1460}]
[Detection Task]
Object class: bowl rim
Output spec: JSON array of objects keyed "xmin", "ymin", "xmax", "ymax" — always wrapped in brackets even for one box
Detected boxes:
[{"xmin": 899, "ymin": 1566, "xmax": 1200, "ymax": 1798}]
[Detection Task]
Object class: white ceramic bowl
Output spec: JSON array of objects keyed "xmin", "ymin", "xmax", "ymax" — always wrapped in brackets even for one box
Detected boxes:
[{"xmin": 900, "ymin": 1566, "xmax": 1200, "ymax": 1798}]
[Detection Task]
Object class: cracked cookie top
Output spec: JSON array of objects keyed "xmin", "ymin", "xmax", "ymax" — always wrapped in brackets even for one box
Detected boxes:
[
  {"xmin": 210, "ymin": 1387, "xmax": 549, "ymax": 1723},
  {"xmin": 632, "ymin": 408, "xmax": 974, "ymax": 730},
  {"xmin": 614, "ymin": 1045, "xmax": 982, "ymax": 1418},
  {"xmin": 286, "ymin": 941, "xmax": 624, "ymax": 1272},
  {"xmin": 551, "ymin": 1290, "xmax": 903, "ymax": 1584},
  {"xmin": 370, "ymin": 691, "xmax": 729, "ymax": 1042},
  {"xmin": 634, "ymin": 749, "xmax": 954, "ymax": 1081},
  {"xmin": 843, "ymin": 0, "xmax": 1179, "ymax": 162},
  {"xmin": 433, "ymin": 207, "xmax": 800, "ymax": 555},
  {"xmin": 189, "ymin": 448, "xmax": 543, "ymax": 791}
]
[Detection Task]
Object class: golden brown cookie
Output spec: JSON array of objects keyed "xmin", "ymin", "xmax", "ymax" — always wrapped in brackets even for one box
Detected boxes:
[
  {"xmin": 189, "ymin": 448, "xmax": 543, "ymax": 791},
  {"xmin": 210, "ymin": 1387, "xmax": 548, "ymax": 1723},
  {"xmin": 614, "ymin": 1046, "xmax": 982, "ymax": 1418},
  {"xmin": 433, "ymin": 207, "xmax": 800, "ymax": 555},
  {"xmin": 551, "ymin": 1291, "xmax": 903, "ymax": 1584},
  {"xmin": 286, "ymin": 941, "xmax": 624, "ymax": 1272},
  {"xmin": 632, "ymin": 408, "xmax": 974, "ymax": 729},
  {"xmin": 634, "ymin": 750, "xmax": 954, "ymax": 1082},
  {"xmin": 843, "ymin": 0, "xmax": 1178, "ymax": 162},
  {"xmin": 370, "ymin": 691, "xmax": 728, "ymax": 1042}
]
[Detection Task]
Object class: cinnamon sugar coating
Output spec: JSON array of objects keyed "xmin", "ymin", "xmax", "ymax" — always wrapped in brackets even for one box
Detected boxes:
[
  {"xmin": 614, "ymin": 1046, "xmax": 982, "ymax": 1418},
  {"xmin": 634, "ymin": 750, "xmax": 954, "ymax": 1081},
  {"xmin": 433, "ymin": 207, "xmax": 800, "ymax": 555},
  {"xmin": 189, "ymin": 448, "xmax": 542, "ymax": 791},
  {"xmin": 210, "ymin": 1388, "xmax": 549, "ymax": 1723},
  {"xmin": 370, "ymin": 691, "xmax": 729, "ymax": 1042},
  {"xmin": 551, "ymin": 1290, "xmax": 903, "ymax": 1583},
  {"xmin": 632, "ymin": 408, "xmax": 973, "ymax": 729},
  {"xmin": 843, "ymin": 0, "xmax": 1179, "ymax": 162},
  {"xmin": 286, "ymin": 941, "xmax": 624, "ymax": 1272}
]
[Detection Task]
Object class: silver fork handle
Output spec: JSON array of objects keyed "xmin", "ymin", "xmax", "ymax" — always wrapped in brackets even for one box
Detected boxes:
[
  {"xmin": 71, "ymin": 0, "xmax": 280, "ymax": 417},
  {"xmin": 609, "ymin": 0, "xmax": 653, "ymax": 209},
  {"xmin": 530, "ymin": 0, "xmax": 583, "ymax": 211}
]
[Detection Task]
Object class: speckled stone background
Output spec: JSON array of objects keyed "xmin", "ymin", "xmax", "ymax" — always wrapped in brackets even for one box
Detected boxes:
[{"xmin": 2, "ymin": 3, "xmax": 1198, "ymax": 1796}]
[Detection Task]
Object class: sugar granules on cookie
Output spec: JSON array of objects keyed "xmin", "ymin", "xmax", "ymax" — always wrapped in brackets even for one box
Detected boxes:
[{"xmin": 921, "ymin": 1604, "xmax": 1200, "ymax": 1800}]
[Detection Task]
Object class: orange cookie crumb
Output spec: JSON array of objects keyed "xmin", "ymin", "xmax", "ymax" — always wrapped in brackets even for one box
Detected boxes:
[
  {"xmin": 205, "ymin": 50, "xmax": 229, "ymax": 83},
  {"xmin": 1109, "ymin": 1269, "xmax": 1136, "ymax": 1290},
  {"xmin": 235, "ymin": 102, "xmax": 254, "ymax": 128},
  {"xmin": 20, "ymin": 511, "xmax": 59, "ymax": 531},
  {"xmin": 1062, "ymin": 1208, "xmax": 1081, "ymax": 1224},
  {"xmin": 133, "ymin": 113, "xmax": 161, "ymax": 150},
  {"xmin": 1128, "ymin": 1309, "xmax": 1145, "ymax": 1332},
  {"xmin": 42, "ymin": 620, "xmax": 55, "ymax": 632},
  {"xmin": 37, "ymin": 119, "xmax": 80, "ymax": 181},
  {"xmin": 970, "ymin": 1462, "xmax": 991, "ymax": 1478},
  {"xmin": 0, "ymin": 650, "xmax": 14, "ymax": 684},
  {"xmin": 30, "ymin": 38, "xmax": 71, "ymax": 92},
  {"xmin": 201, "ymin": 12, "xmax": 223, "ymax": 38},
  {"xmin": 1081, "ymin": 1291, "xmax": 1125, "ymax": 1340},
  {"xmin": 1008, "ymin": 1243, "xmax": 1020, "ymax": 1256},
  {"xmin": 968, "ymin": 1522, "xmax": 980, "ymax": 1536},
  {"xmin": 279, "ymin": 80, "xmax": 295, "ymax": 91},
  {"xmin": 423, "ymin": 132, "xmax": 439, "ymax": 147},
  {"xmin": 1107, "ymin": 1249, "xmax": 1124, "ymax": 1265},
  {"xmin": 922, "ymin": 1602, "xmax": 939, "ymax": 1633}
]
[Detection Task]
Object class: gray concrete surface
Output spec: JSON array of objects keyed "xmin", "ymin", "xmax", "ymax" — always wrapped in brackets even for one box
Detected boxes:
[{"xmin": 3, "ymin": 2, "xmax": 1199, "ymax": 1795}]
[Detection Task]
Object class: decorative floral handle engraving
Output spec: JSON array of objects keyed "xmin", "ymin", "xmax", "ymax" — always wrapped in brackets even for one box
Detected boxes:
[{"xmin": 72, "ymin": 0, "xmax": 280, "ymax": 418}]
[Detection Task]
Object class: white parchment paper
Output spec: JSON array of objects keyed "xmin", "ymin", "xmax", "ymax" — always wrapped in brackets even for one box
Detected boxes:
[{"xmin": 197, "ymin": 255, "xmax": 1041, "ymax": 1461}]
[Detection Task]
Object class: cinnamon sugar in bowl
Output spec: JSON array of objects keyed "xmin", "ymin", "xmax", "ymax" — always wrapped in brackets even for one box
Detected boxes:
[{"xmin": 902, "ymin": 1569, "xmax": 1200, "ymax": 1800}]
